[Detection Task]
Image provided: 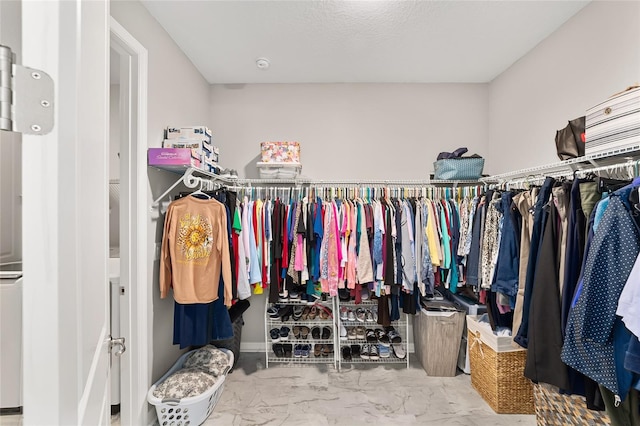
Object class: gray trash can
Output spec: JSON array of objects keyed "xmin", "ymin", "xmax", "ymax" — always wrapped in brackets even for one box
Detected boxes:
[{"xmin": 413, "ymin": 303, "xmax": 465, "ymax": 377}]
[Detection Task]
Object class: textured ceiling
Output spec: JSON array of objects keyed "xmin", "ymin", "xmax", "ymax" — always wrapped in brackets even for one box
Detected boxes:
[{"xmin": 141, "ymin": 0, "xmax": 590, "ymax": 84}]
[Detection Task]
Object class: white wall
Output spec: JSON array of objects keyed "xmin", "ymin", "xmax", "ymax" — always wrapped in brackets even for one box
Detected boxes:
[
  {"xmin": 211, "ymin": 83, "xmax": 490, "ymax": 179},
  {"xmin": 110, "ymin": 1, "xmax": 213, "ymax": 382},
  {"xmin": 488, "ymin": 0, "xmax": 640, "ymax": 174},
  {"xmin": 210, "ymin": 83, "xmax": 489, "ymax": 348}
]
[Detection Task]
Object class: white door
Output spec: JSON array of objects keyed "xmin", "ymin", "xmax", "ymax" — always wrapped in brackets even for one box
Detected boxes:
[{"xmin": 20, "ymin": 1, "xmax": 112, "ymax": 425}]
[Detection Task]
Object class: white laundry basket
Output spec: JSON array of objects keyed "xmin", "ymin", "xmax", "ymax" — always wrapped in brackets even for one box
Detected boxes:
[{"xmin": 147, "ymin": 348, "xmax": 234, "ymax": 426}]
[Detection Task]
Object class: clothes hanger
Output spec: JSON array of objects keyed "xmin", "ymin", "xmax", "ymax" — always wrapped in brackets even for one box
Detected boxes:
[{"xmin": 189, "ymin": 178, "xmax": 211, "ymax": 199}]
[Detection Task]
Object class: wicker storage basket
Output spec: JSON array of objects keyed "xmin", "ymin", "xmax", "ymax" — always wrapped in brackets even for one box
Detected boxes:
[
  {"xmin": 534, "ymin": 383, "xmax": 611, "ymax": 425},
  {"xmin": 467, "ymin": 316, "xmax": 534, "ymax": 414}
]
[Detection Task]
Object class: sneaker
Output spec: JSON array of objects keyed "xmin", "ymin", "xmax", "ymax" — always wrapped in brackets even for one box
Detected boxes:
[
  {"xmin": 369, "ymin": 344, "xmax": 380, "ymax": 360},
  {"xmin": 340, "ymin": 324, "xmax": 348, "ymax": 341},
  {"xmin": 301, "ymin": 344, "xmax": 311, "ymax": 358},
  {"xmin": 279, "ymin": 326, "xmax": 290, "ymax": 341},
  {"xmin": 293, "ymin": 344, "xmax": 302, "ymax": 358},
  {"xmin": 270, "ymin": 328, "xmax": 280, "ymax": 342},
  {"xmin": 307, "ymin": 293, "xmax": 321, "ymax": 305},
  {"xmin": 289, "ymin": 290, "xmax": 300, "ymax": 300},
  {"xmin": 347, "ymin": 309, "xmax": 356, "ymax": 322},
  {"xmin": 360, "ymin": 344, "xmax": 370, "ymax": 360},
  {"xmin": 378, "ymin": 345, "xmax": 391, "ymax": 358},
  {"xmin": 375, "ymin": 329, "xmax": 390, "ymax": 347},
  {"xmin": 372, "ymin": 311, "xmax": 378, "ymax": 322},
  {"xmin": 361, "ymin": 286, "xmax": 370, "ymax": 300},
  {"xmin": 300, "ymin": 293, "xmax": 309, "ymax": 303},
  {"xmin": 292, "ymin": 306, "xmax": 304, "ymax": 321},
  {"xmin": 391, "ymin": 343, "xmax": 406, "ymax": 359},
  {"xmin": 387, "ymin": 327, "xmax": 402, "ymax": 343},
  {"xmin": 347, "ymin": 327, "xmax": 357, "ymax": 340},
  {"xmin": 278, "ymin": 290, "xmax": 289, "ymax": 302},
  {"xmin": 340, "ymin": 306, "xmax": 349, "ymax": 321},
  {"xmin": 365, "ymin": 309, "xmax": 374, "ymax": 322},
  {"xmin": 365, "ymin": 328, "xmax": 377, "ymax": 343},
  {"xmin": 267, "ymin": 305, "xmax": 280, "ymax": 318},
  {"xmin": 355, "ymin": 326, "xmax": 366, "ymax": 340},
  {"xmin": 355, "ymin": 308, "xmax": 366, "ymax": 322}
]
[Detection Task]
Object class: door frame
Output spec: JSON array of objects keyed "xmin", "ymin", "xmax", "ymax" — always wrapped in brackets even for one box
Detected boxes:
[{"xmin": 110, "ymin": 17, "xmax": 150, "ymax": 426}]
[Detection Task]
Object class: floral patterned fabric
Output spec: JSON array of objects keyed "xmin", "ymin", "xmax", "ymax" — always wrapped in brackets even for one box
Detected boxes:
[
  {"xmin": 183, "ymin": 346, "xmax": 229, "ymax": 377},
  {"xmin": 152, "ymin": 368, "xmax": 218, "ymax": 399}
]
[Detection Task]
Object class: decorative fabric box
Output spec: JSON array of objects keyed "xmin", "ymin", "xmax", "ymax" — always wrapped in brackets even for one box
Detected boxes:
[
  {"xmin": 585, "ymin": 86, "xmax": 640, "ymax": 155},
  {"xmin": 260, "ymin": 141, "xmax": 301, "ymax": 163},
  {"xmin": 433, "ymin": 158, "xmax": 485, "ymax": 180},
  {"xmin": 466, "ymin": 315, "xmax": 534, "ymax": 414},
  {"xmin": 534, "ymin": 383, "xmax": 611, "ymax": 425}
]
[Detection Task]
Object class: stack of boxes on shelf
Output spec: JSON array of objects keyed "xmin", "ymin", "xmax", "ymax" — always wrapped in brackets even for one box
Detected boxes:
[
  {"xmin": 257, "ymin": 141, "xmax": 302, "ymax": 179},
  {"xmin": 148, "ymin": 126, "xmax": 220, "ymax": 173},
  {"xmin": 585, "ymin": 85, "xmax": 640, "ymax": 156}
]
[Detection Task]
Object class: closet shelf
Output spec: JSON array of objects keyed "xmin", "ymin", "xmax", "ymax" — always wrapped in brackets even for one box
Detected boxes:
[{"xmin": 480, "ymin": 144, "xmax": 640, "ymax": 183}]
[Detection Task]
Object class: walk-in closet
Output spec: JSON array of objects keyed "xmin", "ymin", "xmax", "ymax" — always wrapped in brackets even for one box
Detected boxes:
[{"xmin": 2, "ymin": 1, "xmax": 640, "ymax": 425}]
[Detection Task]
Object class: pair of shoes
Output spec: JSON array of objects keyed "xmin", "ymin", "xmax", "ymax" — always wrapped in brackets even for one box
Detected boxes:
[
  {"xmin": 360, "ymin": 344, "xmax": 379, "ymax": 360},
  {"xmin": 375, "ymin": 329, "xmax": 390, "ymax": 347},
  {"xmin": 314, "ymin": 344, "xmax": 333, "ymax": 357},
  {"xmin": 391, "ymin": 343, "xmax": 406, "ymax": 359},
  {"xmin": 270, "ymin": 327, "xmax": 290, "ymax": 342},
  {"xmin": 342, "ymin": 346, "xmax": 352, "ymax": 361},
  {"xmin": 294, "ymin": 344, "xmax": 311, "ymax": 358},
  {"xmin": 293, "ymin": 326, "xmax": 310, "ymax": 339},
  {"xmin": 311, "ymin": 326, "xmax": 331, "ymax": 340},
  {"xmin": 273, "ymin": 343, "xmax": 293, "ymax": 357},
  {"xmin": 386, "ymin": 326, "xmax": 402, "ymax": 343},
  {"xmin": 365, "ymin": 328, "xmax": 377, "ymax": 343}
]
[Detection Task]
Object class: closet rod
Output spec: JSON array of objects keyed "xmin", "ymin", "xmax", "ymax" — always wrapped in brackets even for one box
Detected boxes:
[
  {"xmin": 480, "ymin": 144, "xmax": 640, "ymax": 183},
  {"xmin": 494, "ymin": 160, "xmax": 640, "ymax": 188},
  {"xmin": 151, "ymin": 167, "xmax": 239, "ymax": 206}
]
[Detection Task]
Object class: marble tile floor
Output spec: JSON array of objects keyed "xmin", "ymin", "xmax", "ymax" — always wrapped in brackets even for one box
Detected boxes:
[
  {"xmin": 0, "ymin": 353, "xmax": 537, "ymax": 426},
  {"xmin": 205, "ymin": 352, "xmax": 536, "ymax": 426}
]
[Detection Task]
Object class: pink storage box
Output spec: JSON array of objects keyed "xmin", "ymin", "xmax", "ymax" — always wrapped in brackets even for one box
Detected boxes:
[
  {"xmin": 148, "ymin": 148, "xmax": 201, "ymax": 172},
  {"xmin": 260, "ymin": 141, "xmax": 301, "ymax": 163}
]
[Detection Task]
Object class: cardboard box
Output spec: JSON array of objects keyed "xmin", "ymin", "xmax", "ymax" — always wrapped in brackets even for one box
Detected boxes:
[
  {"xmin": 165, "ymin": 126, "xmax": 212, "ymax": 140},
  {"xmin": 148, "ymin": 148, "xmax": 201, "ymax": 172}
]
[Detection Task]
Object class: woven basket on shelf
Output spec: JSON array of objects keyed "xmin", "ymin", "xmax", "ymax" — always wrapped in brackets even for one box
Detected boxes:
[
  {"xmin": 468, "ymin": 329, "xmax": 535, "ymax": 414},
  {"xmin": 534, "ymin": 383, "xmax": 611, "ymax": 425}
]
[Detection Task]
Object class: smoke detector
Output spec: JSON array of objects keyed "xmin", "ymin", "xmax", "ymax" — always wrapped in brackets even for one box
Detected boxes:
[{"xmin": 256, "ymin": 58, "xmax": 270, "ymax": 70}]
